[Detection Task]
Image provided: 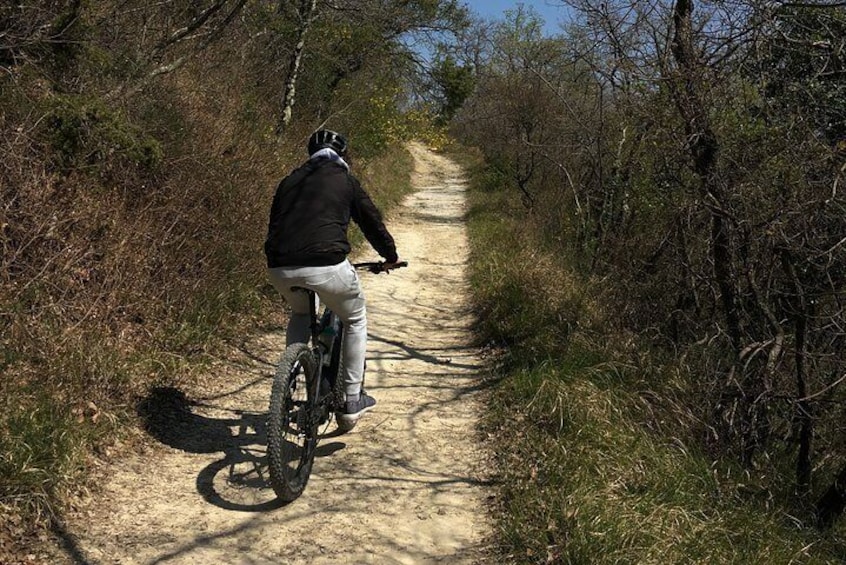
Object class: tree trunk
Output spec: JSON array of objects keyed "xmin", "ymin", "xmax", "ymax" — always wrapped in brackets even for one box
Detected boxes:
[
  {"xmin": 669, "ymin": 0, "xmax": 739, "ymax": 348},
  {"xmin": 670, "ymin": 0, "xmax": 767, "ymax": 462},
  {"xmin": 781, "ymin": 250, "xmax": 814, "ymax": 494},
  {"xmin": 277, "ymin": 0, "xmax": 318, "ymax": 136}
]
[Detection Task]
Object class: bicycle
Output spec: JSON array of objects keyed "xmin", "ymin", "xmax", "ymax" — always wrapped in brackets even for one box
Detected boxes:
[{"xmin": 266, "ymin": 260, "xmax": 407, "ymax": 502}]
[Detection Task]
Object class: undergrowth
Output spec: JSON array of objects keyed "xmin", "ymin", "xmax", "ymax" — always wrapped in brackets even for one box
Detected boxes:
[{"xmin": 458, "ymin": 148, "xmax": 846, "ymax": 564}]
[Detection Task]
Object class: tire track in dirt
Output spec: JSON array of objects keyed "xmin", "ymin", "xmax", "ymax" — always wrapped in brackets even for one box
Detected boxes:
[{"xmin": 62, "ymin": 143, "xmax": 492, "ymax": 564}]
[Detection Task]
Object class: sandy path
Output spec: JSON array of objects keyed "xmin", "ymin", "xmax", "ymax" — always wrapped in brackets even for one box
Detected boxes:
[{"xmin": 62, "ymin": 143, "xmax": 492, "ymax": 564}]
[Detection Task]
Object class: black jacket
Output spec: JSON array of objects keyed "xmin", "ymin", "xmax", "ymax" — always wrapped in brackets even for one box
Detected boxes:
[{"xmin": 264, "ymin": 158, "xmax": 398, "ymax": 268}]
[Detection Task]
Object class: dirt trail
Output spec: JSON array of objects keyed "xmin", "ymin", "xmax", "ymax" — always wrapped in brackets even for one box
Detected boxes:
[{"xmin": 62, "ymin": 143, "xmax": 492, "ymax": 564}]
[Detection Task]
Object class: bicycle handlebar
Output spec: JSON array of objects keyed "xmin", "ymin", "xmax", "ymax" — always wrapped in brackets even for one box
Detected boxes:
[{"xmin": 353, "ymin": 261, "xmax": 408, "ymax": 274}]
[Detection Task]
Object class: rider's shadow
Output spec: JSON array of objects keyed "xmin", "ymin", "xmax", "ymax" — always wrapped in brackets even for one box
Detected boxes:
[{"xmin": 136, "ymin": 386, "xmax": 345, "ymax": 512}]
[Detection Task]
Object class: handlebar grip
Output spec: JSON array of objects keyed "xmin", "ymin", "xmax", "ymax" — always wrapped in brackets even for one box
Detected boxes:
[{"xmin": 353, "ymin": 261, "xmax": 408, "ymax": 273}]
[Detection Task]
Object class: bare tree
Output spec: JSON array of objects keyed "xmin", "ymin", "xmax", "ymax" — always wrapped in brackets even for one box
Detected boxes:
[{"xmin": 106, "ymin": 0, "xmax": 249, "ymax": 98}]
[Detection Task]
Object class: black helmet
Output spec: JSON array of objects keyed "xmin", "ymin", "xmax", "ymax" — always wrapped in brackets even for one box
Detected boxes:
[{"xmin": 307, "ymin": 129, "xmax": 348, "ymax": 156}]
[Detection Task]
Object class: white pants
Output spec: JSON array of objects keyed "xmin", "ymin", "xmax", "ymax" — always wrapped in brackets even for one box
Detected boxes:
[{"xmin": 268, "ymin": 260, "xmax": 366, "ymax": 397}]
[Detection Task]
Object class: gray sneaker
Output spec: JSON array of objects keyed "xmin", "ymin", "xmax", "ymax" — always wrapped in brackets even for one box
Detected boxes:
[{"xmin": 335, "ymin": 391, "xmax": 376, "ymax": 431}]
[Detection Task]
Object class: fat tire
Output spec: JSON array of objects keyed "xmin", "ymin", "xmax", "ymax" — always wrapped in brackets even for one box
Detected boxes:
[{"xmin": 267, "ymin": 343, "xmax": 318, "ymax": 502}]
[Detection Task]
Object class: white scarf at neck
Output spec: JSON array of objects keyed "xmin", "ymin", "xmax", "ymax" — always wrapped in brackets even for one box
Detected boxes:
[{"xmin": 309, "ymin": 147, "xmax": 349, "ymax": 171}]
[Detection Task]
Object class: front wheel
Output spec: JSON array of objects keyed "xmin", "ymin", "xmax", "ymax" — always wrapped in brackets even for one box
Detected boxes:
[{"xmin": 267, "ymin": 343, "xmax": 318, "ymax": 502}]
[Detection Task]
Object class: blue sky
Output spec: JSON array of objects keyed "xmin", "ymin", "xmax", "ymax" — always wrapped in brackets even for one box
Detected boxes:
[{"xmin": 462, "ymin": 0, "xmax": 573, "ymax": 35}]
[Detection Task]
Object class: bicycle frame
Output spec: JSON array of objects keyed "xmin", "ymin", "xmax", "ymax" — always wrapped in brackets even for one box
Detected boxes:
[
  {"xmin": 293, "ymin": 288, "xmax": 345, "ymax": 420},
  {"xmin": 304, "ymin": 289, "xmax": 325, "ymax": 405}
]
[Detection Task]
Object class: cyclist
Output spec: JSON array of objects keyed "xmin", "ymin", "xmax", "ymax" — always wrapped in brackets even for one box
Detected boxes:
[{"xmin": 264, "ymin": 129, "xmax": 401, "ymax": 430}]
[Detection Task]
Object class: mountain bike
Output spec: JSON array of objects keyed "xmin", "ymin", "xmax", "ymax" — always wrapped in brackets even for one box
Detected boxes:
[{"xmin": 266, "ymin": 260, "xmax": 407, "ymax": 502}]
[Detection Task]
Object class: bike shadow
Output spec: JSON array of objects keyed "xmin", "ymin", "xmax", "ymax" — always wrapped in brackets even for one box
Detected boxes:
[{"xmin": 136, "ymin": 386, "xmax": 346, "ymax": 512}]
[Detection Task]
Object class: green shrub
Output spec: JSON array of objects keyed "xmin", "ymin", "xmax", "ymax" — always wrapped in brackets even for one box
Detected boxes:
[{"xmin": 44, "ymin": 95, "xmax": 163, "ymax": 172}]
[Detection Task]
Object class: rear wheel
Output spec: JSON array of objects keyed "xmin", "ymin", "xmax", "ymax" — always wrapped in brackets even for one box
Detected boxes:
[{"xmin": 267, "ymin": 343, "xmax": 318, "ymax": 502}]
